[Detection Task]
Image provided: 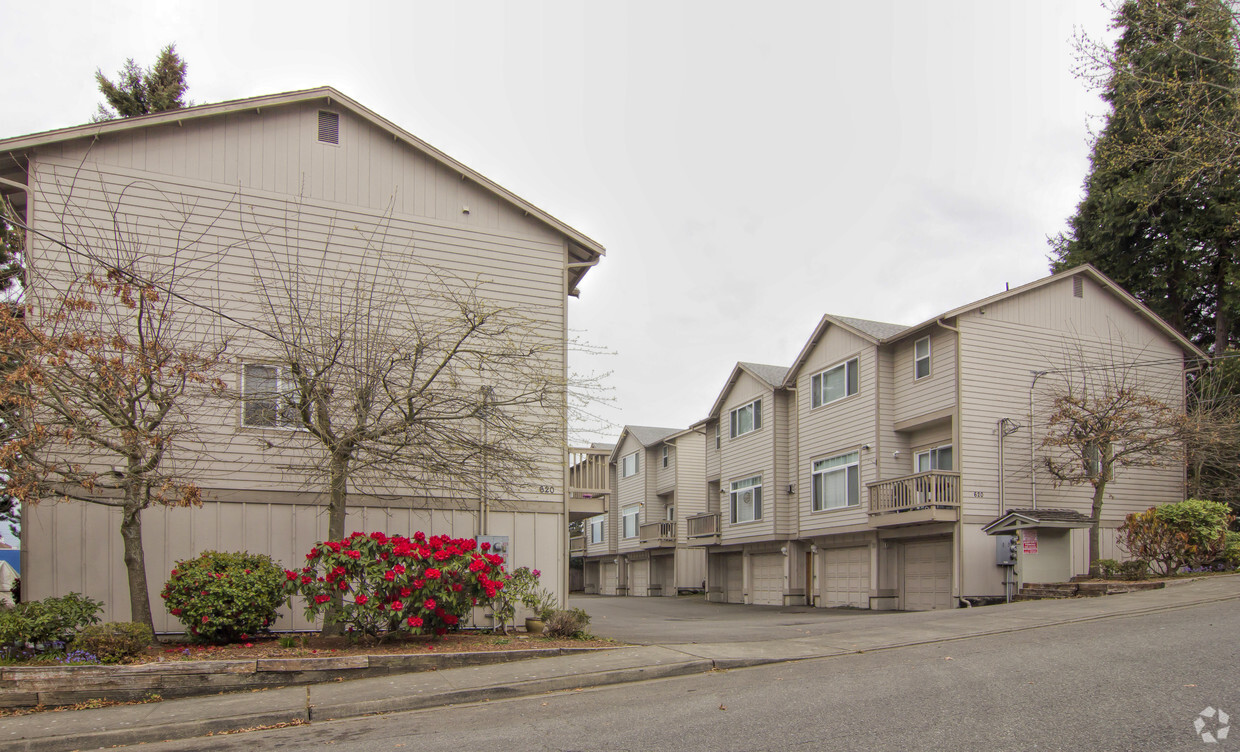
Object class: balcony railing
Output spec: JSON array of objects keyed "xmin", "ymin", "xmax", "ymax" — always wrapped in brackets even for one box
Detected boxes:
[
  {"xmin": 569, "ymin": 535, "xmax": 586, "ymax": 555},
  {"xmin": 639, "ymin": 521, "xmax": 676, "ymax": 547},
  {"xmin": 686, "ymin": 512, "xmax": 719, "ymax": 539},
  {"xmin": 867, "ymin": 471, "xmax": 960, "ymax": 526},
  {"xmin": 568, "ymin": 447, "xmax": 612, "ymax": 498}
]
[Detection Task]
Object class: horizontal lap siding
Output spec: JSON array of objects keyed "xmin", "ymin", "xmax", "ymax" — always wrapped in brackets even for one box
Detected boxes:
[
  {"xmin": 48, "ymin": 103, "xmax": 563, "ymax": 246},
  {"xmin": 890, "ymin": 328, "xmax": 957, "ymax": 425},
  {"xmin": 22, "ymin": 501, "xmax": 562, "ymax": 631},
  {"xmin": 796, "ymin": 329, "xmax": 876, "ymax": 536},
  {"xmin": 614, "ymin": 434, "xmax": 646, "ymax": 553},
  {"xmin": 26, "ymin": 158, "xmax": 567, "ymax": 507},
  {"xmin": 719, "ymin": 373, "xmax": 777, "ymax": 541},
  {"xmin": 674, "ymin": 433, "xmax": 707, "ymax": 544},
  {"xmin": 958, "ymin": 277, "xmax": 1186, "ymax": 521}
]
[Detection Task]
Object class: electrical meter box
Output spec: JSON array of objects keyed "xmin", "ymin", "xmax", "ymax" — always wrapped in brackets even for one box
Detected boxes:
[
  {"xmin": 476, "ymin": 535, "xmax": 510, "ymax": 567},
  {"xmin": 996, "ymin": 534, "xmax": 1018, "ymax": 566}
]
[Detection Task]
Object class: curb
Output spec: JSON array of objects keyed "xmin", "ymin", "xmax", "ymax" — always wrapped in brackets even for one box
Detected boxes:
[{"xmin": 9, "ymin": 708, "xmax": 311, "ymax": 752}]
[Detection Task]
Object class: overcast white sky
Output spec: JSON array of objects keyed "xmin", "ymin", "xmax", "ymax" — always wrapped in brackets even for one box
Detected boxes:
[{"xmin": 0, "ymin": 2, "xmax": 1120, "ymax": 543}]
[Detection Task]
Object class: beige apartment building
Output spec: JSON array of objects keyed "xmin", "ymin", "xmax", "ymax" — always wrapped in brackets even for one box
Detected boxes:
[
  {"xmin": 687, "ymin": 267, "xmax": 1203, "ymax": 610},
  {"xmin": 0, "ymin": 87, "xmax": 603, "ymax": 629},
  {"xmin": 580, "ymin": 425, "xmax": 707, "ymax": 596}
]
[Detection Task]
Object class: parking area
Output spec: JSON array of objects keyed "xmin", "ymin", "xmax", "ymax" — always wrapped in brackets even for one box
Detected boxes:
[{"xmin": 568, "ymin": 594, "xmax": 885, "ymax": 645}]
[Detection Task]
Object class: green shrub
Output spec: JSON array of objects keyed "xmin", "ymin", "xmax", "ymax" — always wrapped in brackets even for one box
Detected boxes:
[
  {"xmin": 544, "ymin": 607, "xmax": 591, "ymax": 639},
  {"xmin": 1119, "ymin": 500, "xmax": 1234, "ymax": 574},
  {"xmin": 1096, "ymin": 559, "xmax": 1122, "ymax": 579},
  {"xmin": 1096, "ymin": 559, "xmax": 1149, "ymax": 580},
  {"xmin": 0, "ymin": 593, "xmax": 102, "ymax": 655},
  {"xmin": 161, "ymin": 551, "xmax": 287, "ymax": 644},
  {"xmin": 71, "ymin": 622, "xmax": 153, "ymax": 663},
  {"xmin": 1223, "ymin": 531, "xmax": 1240, "ymax": 568}
]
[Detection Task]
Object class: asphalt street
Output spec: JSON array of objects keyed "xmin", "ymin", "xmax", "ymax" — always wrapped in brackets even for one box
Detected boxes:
[{"xmin": 128, "ymin": 598, "xmax": 1240, "ymax": 752}]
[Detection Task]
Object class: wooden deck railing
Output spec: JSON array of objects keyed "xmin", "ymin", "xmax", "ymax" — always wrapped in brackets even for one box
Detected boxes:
[
  {"xmin": 867, "ymin": 471, "xmax": 960, "ymax": 515},
  {"xmin": 686, "ymin": 512, "xmax": 719, "ymax": 539},
  {"xmin": 569, "ymin": 535, "xmax": 586, "ymax": 555},
  {"xmin": 568, "ymin": 447, "xmax": 612, "ymax": 498},
  {"xmin": 639, "ymin": 521, "xmax": 676, "ymax": 544}
]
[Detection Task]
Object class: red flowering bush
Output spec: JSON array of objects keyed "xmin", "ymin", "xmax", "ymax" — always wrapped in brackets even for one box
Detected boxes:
[
  {"xmin": 161, "ymin": 551, "xmax": 287, "ymax": 644},
  {"xmin": 284, "ymin": 531, "xmax": 510, "ymax": 637}
]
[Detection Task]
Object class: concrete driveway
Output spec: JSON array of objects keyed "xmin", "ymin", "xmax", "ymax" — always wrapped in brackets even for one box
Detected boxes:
[{"xmin": 568, "ymin": 593, "xmax": 886, "ymax": 644}]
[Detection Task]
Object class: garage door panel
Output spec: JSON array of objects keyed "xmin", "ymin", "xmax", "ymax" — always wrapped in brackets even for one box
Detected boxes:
[
  {"xmin": 629, "ymin": 559, "xmax": 649, "ymax": 596},
  {"xmin": 824, "ymin": 547, "xmax": 869, "ymax": 608},
  {"xmin": 750, "ymin": 553, "xmax": 784, "ymax": 606},
  {"xmin": 903, "ymin": 539, "xmax": 952, "ymax": 611}
]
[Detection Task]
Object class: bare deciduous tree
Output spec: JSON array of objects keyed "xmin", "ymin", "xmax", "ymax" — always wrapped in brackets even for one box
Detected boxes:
[
  {"xmin": 1038, "ymin": 352, "xmax": 1185, "ymax": 577},
  {"xmin": 240, "ymin": 204, "xmax": 569, "ymax": 634}
]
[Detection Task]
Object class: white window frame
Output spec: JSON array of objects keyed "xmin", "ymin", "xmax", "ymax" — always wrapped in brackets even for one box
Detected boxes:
[
  {"xmin": 661, "ymin": 445, "xmax": 670, "ymax": 468},
  {"xmin": 729, "ymin": 475, "xmax": 763, "ymax": 524},
  {"xmin": 588, "ymin": 517, "xmax": 605, "ymax": 544},
  {"xmin": 810, "ymin": 358, "xmax": 858, "ymax": 408},
  {"xmin": 242, "ymin": 363, "xmax": 299, "ymax": 429},
  {"xmin": 729, "ymin": 399, "xmax": 762, "ymax": 438},
  {"xmin": 621, "ymin": 451, "xmax": 639, "ymax": 478},
  {"xmin": 715, "ymin": 423, "xmax": 721, "ymax": 449},
  {"xmin": 622, "ymin": 505, "xmax": 640, "ymax": 539},
  {"xmin": 914, "ymin": 336, "xmax": 931, "ymax": 380},
  {"xmin": 812, "ymin": 452, "xmax": 860, "ymax": 511},
  {"xmin": 666, "ymin": 504, "xmax": 675, "ymax": 522},
  {"xmin": 914, "ymin": 444, "xmax": 953, "ymax": 473}
]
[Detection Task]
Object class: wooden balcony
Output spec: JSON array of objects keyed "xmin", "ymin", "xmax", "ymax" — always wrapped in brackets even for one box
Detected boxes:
[
  {"xmin": 569, "ymin": 535, "xmax": 586, "ymax": 555},
  {"xmin": 568, "ymin": 447, "xmax": 612, "ymax": 521},
  {"xmin": 867, "ymin": 471, "xmax": 961, "ymax": 528},
  {"xmin": 685, "ymin": 512, "xmax": 720, "ymax": 545},
  {"xmin": 639, "ymin": 521, "xmax": 677, "ymax": 548}
]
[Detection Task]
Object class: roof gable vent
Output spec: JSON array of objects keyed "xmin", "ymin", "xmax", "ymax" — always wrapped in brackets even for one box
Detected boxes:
[
  {"xmin": 318, "ymin": 111, "xmax": 340, "ymax": 145},
  {"xmin": 1073, "ymin": 276, "xmax": 1084, "ymax": 298}
]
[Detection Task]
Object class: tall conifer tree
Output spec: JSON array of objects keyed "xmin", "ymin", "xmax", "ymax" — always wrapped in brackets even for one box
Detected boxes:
[
  {"xmin": 1052, "ymin": 0, "xmax": 1240, "ymax": 353},
  {"xmin": 94, "ymin": 44, "xmax": 190, "ymax": 121}
]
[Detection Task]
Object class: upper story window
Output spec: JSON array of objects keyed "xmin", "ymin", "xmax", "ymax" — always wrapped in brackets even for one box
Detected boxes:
[
  {"xmin": 915, "ymin": 445, "xmax": 953, "ymax": 472},
  {"xmin": 589, "ymin": 517, "xmax": 605, "ymax": 544},
  {"xmin": 914, "ymin": 337, "xmax": 931, "ymax": 380},
  {"xmin": 622, "ymin": 505, "xmax": 640, "ymax": 538},
  {"xmin": 811, "ymin": 358, "xmax": 858, "ymax": 408},
  {"xmin": 621, "ymin": 451, "xmax": 639, "ymax": 478},
  {"xmin": 730, "ymin": 475, "xmax": 763, "ymax": 523},
  {"xmin": 730, "ymin": 399, "xmax": 762, "ymax": 438},
  {"xmin": 812, "ymin": 451, "xmax": 860, "ymax": 511},
  {"xmin": 715, "ymin": 423, "xmax": 721, "ymax": 449},
  {"xmin": 242, "ymin": 364, "xmax": 298, "ymax": 429},
  {"xmin": 661, "ymin": 445, "xmax": 670, "ymax": 468}
]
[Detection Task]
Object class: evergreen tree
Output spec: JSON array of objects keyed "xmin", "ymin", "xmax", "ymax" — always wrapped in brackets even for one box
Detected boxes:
[
  {"xmin": 94, "ymin": 44, "xmax": 189, "ymax": 121},
  {"xmin": 1052, "ymin": 0, "xmax": 1240, "ymax": 353}
]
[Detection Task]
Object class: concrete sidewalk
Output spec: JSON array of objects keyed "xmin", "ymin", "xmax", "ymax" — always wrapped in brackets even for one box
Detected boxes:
[{"xmin": 7, "ymin": 574, "xmax": 1238, "ymax": 752}]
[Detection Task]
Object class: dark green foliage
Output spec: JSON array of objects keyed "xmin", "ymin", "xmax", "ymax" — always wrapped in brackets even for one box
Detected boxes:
[
  {"xmin": 71, "ymin": 621, "xmax": 153, "ymax": 663},
  {"xmin": 1097, "ymin": 558, "xmax": 1151, "ymax": 580},
  {"xmin": 161, "ymin": 551, "xmax": 286, "ymax": 644},
  {"xmin": 1051, "ymin": 0, "xmax": 1240, "ymax": 352},
  {"xmin": 544, "ymin": 607, "xmax": 591, "ymax": 639},
  {"xmin": 94, "ymin": 44, "xmax": 189, "ymax": 121},
  {"xmin": 0, "ymin": 593, "xmax": 102, "ymax": 655},
  {"xmin": 1118, "ymin": 499, "xmax": 1234, "ymax": 573}
]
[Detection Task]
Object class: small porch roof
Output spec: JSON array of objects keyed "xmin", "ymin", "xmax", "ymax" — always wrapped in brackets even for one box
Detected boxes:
[{"xmin": 981, "ymin": 508, "xmax": 1093, "ymax": 535}]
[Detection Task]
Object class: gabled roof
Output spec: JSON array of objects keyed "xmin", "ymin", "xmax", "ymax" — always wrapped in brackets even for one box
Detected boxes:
[
  {"xmin": 609, "ymin": 425, "xmax": 680, "ymax": 461},
  {"xmin": 0, "ymin": 86, "xmax": 604, "ymax": 290},
  {"xmin": 783, "ymin": 265, "xmax": 1208, "ymax": 387},
  {"xmin": 981, "ymin": 508, "xmax": 1094, "ymax": 534},
  {"xmin": 705, "ymin": 362, "xmax": 788, "ymax": 420},
  {"xmin": 782, "ymin": 314, "xmax": 902, "ymax": 386}
]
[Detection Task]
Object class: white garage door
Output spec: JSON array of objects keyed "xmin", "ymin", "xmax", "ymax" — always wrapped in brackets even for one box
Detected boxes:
[
  {"xmin": 629, "ymin": 559, "xmax": 649, "ymax": 596},
  {"xmin": 601, "ymin": 562, "xmax": 617, "ymax": 595},
  {"xmin": 725, "ymin": 554, "xmax": 744, "ymax": 603},
  {"xmin": 750, "ymin": 553, "xmax": 784, "ymax": 606},
  {"xmin": 903, "ymin": 539, "xmax": 952, "ymax": 611},
  {"xmin": 823, "ymin": 547, "xmax": 870, "ymax": 608}
]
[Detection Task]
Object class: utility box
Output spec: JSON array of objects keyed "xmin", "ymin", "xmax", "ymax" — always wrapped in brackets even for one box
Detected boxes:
[{"xmin": 995, "ymin": 535, "xmax": 1017, "ymax": 567}]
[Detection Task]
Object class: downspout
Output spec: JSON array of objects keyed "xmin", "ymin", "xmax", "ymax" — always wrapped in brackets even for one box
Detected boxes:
[
  {"xmin": 934, "ymin": 317, "xmax": 963, "ymax": 605},
  {"xmin": 1029, "ymin": 371, "xmax": 1047, "ymax": 510}
]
